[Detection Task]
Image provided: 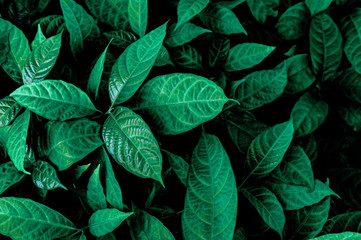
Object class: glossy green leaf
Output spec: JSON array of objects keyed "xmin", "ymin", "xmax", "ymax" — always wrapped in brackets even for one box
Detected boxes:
[
  {"xmin": 305, "ymin": 0, "xmax": 333, "ymax": 16},
  {"xmin": 102, "ymin": 106, "xmax": 163, "ymax": 184},
  {"xmin": 199, "ymin": 4, "xmax": 247, "ymax": 35},
  {"xmin": 291, "ymin": 92, "xmax": 329, "ymax": 138},
  {"xmin": 247, "ymin": 0, "xmax": 280, "ymax": 24},
  {"xmin": 0, "ymin": 197, "xmax": 78, "ymax": 239},
  {"xmin": 103, "ymin": 30, "xmax": 137, "ymax": 49},
  {"xmin": 175, "ymin": 0, "xmax": 209, "ymax": 30},
  {"xmin": 22, "ymin": 32, "xmax": 62, "ymax": 84},
  {"xmin": 182, "ymin": 132, "xmax": 237, "ymax": 240},
  {"xmin": 224, "ymin": 43, "xmax": 275, "ymax": 72},
  {"xmin": 0, "ymin": 96, "xmax": 21, "ymax": 128},
  {"xmin": 312, "ymin": 232, "xmax": 361, "ymax": 240},
  {"xmin": 10, "ymin": 80, "xmax": 99, "ymax": 121},
  {"xmin": 6, "ymin": 110, "xmax": 31, "ymax": 175},
  {"xmin": 154, "ymin": 45, "xmax": 174, "ymax": 67},
  {"xmin": 230, "ymin": 66, "xmax": 287, "ymax": 110},
  {"xmin": 218, "ymin": 0, "xmax": 246, "ymax": 9},
  {"xmin": 89, "ymin": 208, "xmax": 133, "ymax": 237},
  {"xmin": 334, "ymin": 68, "xmax": 361, "ymax": 104},
  {"xmin": 109, "ymin": 22, "xmax": 167, "ymax": 106},
  {"xmin": 87, "ymin": 164, "xmax": 107, "ymax": 212},
  {"xmin": 32, "ymin": 160, "xmax": 67, "ymax": 191},
  {"xmin": 208, "ymin": 36, "xmax": 230, "ymax": 68},
  {"xmin": 337, "ymin": 102, "xmax": 361, "ymax": 131},
  {"xmin": 309, "ymin": 13, "xmax": 342, "ymax": 81},
  {"xmin": 0, "ymin": 161, "xmax": 25, "ymax": 195},
  {"xmin": 276, "ymin": 2, "xmax": 310, "ymax": 40},
  {"xmin": 40, "ymin": 119, "xmax": 103, "ymax": 171},
  {"xmin": 162, "ymin": 150, "xmax": 189, "ymax": 186},
  {"xmin": 323, "ymin": 211, "xmax": 361, "ymax": 234},
  {"xmin": 165, "ymin": 22, "xmax": 211, "ymax": 48},
  {"xmin": 128, "ymin": 0, "xmax": 147, "ymax": 37},
  {"xmin": 173, "ymin": 44, "xmax": 204, "ymax": 71},
  {"xmin": 135, "ymin": 73, "xmax": 229, "ymax": 135},
  {"xmin": 268, "ymin": 179, "xmax": 339, "ymax": 210},
  {"xmin": 31, "ymin": 24, "xmax": 47, "ymax": 50}
]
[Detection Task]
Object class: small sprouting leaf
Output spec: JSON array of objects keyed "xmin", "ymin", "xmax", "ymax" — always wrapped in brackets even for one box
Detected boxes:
[
  {"xmin": 10, "ymin": 80, "xmax": 99, "ymax": 121},
  {"xmin": 173, "ymin": 44, "xmax": 204, "ymax": 71},
  {"xmin": 0, "ymin": 161, "xmax": 25, "ymax": 195},
  {"xmin": 241, "ymin": 187, "xmax": 285, "ymax": 237},
  {"xmin": 103, "ymin": 30, "xmax": 137, "ymax": 49},
  {"xmin": 22, "ymin": 32, "xmax": 63, "ymax": 84},
  {"xmin": 128, "ymin": 0, "xmax": 148, "ymax": 37},
  {"xmin": 230, "ymin": 66, "xmax": 287, "ymax": 110},
  {"xmin": 305, "ymin": 0, "xmax": 333, "ymax": 16},
  {"xmin": 291, "ymin": 92, "xmax": 329, "ymax": 138},
  {"xmin": 87, "ymin": 164, "xmax": 107, "ymax": 212},
  {"xmin": 312, "ymin": 232, "xmax": 361, "ymax": 240},
  {"xmin": 135, "ymin": 73, "xmax": 229, "ymax": 135},
  {"xmin": 247, "ymin": 0, "xmax": 280, "ymax": 24},
  {"xmin": 165, "ymin": 22, "xmax": 211, "ymax": 48},
  {"xmin": 175, "ymin": 0, "xmax": 209, "ymax": 30},
  {"xmin": 0, "ymin": 197, "xmax": 78, "ymax": 239},
  {"xmin": 162, "ymin": 150, "xmax": 189, "ymax": 186},
  {"xmin": 102, "ymin": 106, "xmax": 163, "ymax": 184},
  {"xmin": 224, "ymin": 43, "xmax": 275, "ymax": 72},
  {"xmin": 182, "ymin": 132, "xmax": 237, "ymax": 240},
  {"xmin": 89, "ymin": 208, "xmax": 133, "ymax": 237},
  {"xmin": 154, "ymin": 45, "xmax": 174, "ymax": 67},
  {"xmin": 7, "ymin": 110, "xmax": 31, "ymax": 175},
  {"xmin": 276, "ymin": 2, "xmax": 310, "ymax": 40},
  {"xmin": 199, "ymin": 4, "xmax": 247, "ymax": 35},
  {"xmin": 32, "ymin": 160, "xmax": 67, "ymax": 191},
  {"xmin": 208, "ymin": 36, "xmax": 230, "ymax": 68},
  {"xmin": 0, "ymin": 96, "xmax": 22, "ymax": 128},
  {"xmin": 109, "ymin": 22, "xmax": 167, "ymax": 106},
  {"xmin": 31, "ymin": 24, "xmax": 46, "ymax": 50}
]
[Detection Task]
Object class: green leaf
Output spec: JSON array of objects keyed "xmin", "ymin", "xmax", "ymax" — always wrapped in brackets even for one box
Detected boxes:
[
  {"xmin": 309, "ymin": 13, "xmax": 342, "ymax": 81},
  {"xmin": 87, "ymin": 164, "xmax": 107, "ymax": 212},
  {"xmin": 241, "ymin": 187, "xmax": 285, "ymax": 237},
  {"xmin": 100, "ymin": 147, "xmax": 123, "ymax": 210},
  {"xmin": 73, "ymin": 163, "xmax": 91, "ymax": 183},
  {"xmin": 173, "ymin": 44, "xmax": 204, "ymax": 71},
  {"xmin": 32, "ymin": 15, "xmax": 65, "ymax": 37},
  {"xmin": 135, "ymin": 73, "xmax": 229, "ymax": 135},
  {"xmin": 337, "ymin": 102, "xmax": 361, "ymax": 131},
  {"xmin": 130, "ymin": 208, "xmax": 175, "ymax": 239},
  {"xmin": 109, "ymin": 22, "xmax": 167, "ymax": 106},
  {"xmin": 89, "ymin": 208, "xmax": 133, "ymax": 237},
  {"xmin": 103, "ymin": 29, "xmax": 137, "ymax": 49},
  {"xmin": 182, "ymin": 132, "xmax": 237, "ymax": 240},
  {"xmin": 128, "ymin": 0, "xmax": 147, "ymax": 37},
  {"xmin": 165, "ymin": 22, "xmax": 211, "ymax": 48},
  {"xmin": 305, "ymin": 0, "xmax": 333, "ymax": 16},
  {"xmin": 162, "ymin": 149, "xmax": 189, "ymax": 186},
  {"xmin": 276, "ymin": 2, "xmax": 310, "ymax": 40},
  {"xmin": 247, "ymin": 0, "xmax": 280, "ymax": 24},
  {"xmin": 0, "ymin": 96, "xmax": 22, "ymax": 128},
  {"xmin": 284, "ymin": 197, "xmax": 331, "ymax": 240},
  {"xmin": 323, "ymin": 211, "xmax": 361, "ymax": 234},
  {"xmin": 175, "ymin": 0, "xmax": 209, "ymax": 30},
  {"xmin": 30, "ymin": 0, "xmax": 51, "ymax": 16},
  {"xmin": 218, "ymin": 0, "xmax": 246, "ymax": 9},
  {"xmin": 22, "ymin": 32, "xmax": 63, "ymax": 84},
  {"xmin": 224, "ymin": 43, "xmax": 275, "ymax": 72},
  {"xmin": 154, "ymin": 45, "xmax": 174, "ymax": 67},
  {"xmin": 0, "ymin": 197, "xmax": 78, "ymax": 239},
  {"xmin": 102, "ymin": 106, "xmax": 163, "ymax": 184},
  {"xmin": 40, "ymin": 119, "xmax": 103, "ymax": 171},
  {"xmin": 230, "ymin": 66, "xmax": 287, "ymax": 110},
  {"xmin": 97, "ymin": 233, "xmax": 116, "ymax": 240},
  {"xmin": 87, "ymin": 41, "xmax": 111, "ymax": 100},
  {"xmin": 333, "ymin": 68, "xmax": 361, "ymax": 104},
  {"xmin": 199, "ymin": 4, "xmax": 247, "ymax": 35},
  {"xmin": 208, "ymin": 36, "xmax": 230, "ymax": 68},
  {"xmin": 32, "ymin": 160, "xmax": 67, "ymax": 191},
  {"xmin": 0, "ymin": 126, "xmax": 10, "ymax": 152},
  {"xmin": 312, "ymin": 232, "xmax": 361, "ymax": 240},
  {"xmin": 6, "ymin": 110, "xmax": 31, "ymax": 175},
  {"xmin": 298, "ymin": 135, "xmax": 318, "ymax": 165},
  {"xmin": 268, "ymin": 179, "xmax": 339, "ymax": 210},
  {"xmin": 291, "ymin": 92, "xmax": 329, "ymax": 138},
  {"xmin": 10, "ymin": 80, "xmax": 99, "ymax": 121},
  {"xmin": 31, "ymin": 24, "xmax": 47, "ymax": 50},
  {"xmin": 0, "ymin": 161, "xmax": 25, "ymax": 195},
  {"xmin": 233, "ymin": 228, "xmax": 247, "ymax": 240}
]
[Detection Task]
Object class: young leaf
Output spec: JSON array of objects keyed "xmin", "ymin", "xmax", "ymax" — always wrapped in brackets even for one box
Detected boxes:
[
  {"xmin": 0, "ymin": 197, "xmax": 78, "ymax": 239},
  {"xmin": 135, "ymin": 73, "xmax": 230, "ymax": 135},
  {"xmin": 276, "ymin": 2, "xmax": 310, "ymax": 40},
  {"xmin": 165, "ymin": 22, "xmax": 211, "ymax": 48},
  {"xmin": 109, "ymin": 22, "xmax": 167, "ymax": 106},
  {"xmin": 87, "ymin": 164, "xmax": 107, "ymax": 212},
  {"xmin": 22, "ymin": 31, "xmax": 63, "ymax": 84},
  {"xmin": 230, "ymin": 66, "xmax": 287, "ymax": 110},
  {"xmin": 175, "ymin": 0, "xmax": 209, "ymax": 30},
  {"xmin": 199, "ymin": 4, "xmax": 247, "ymax": 35},
  {"xmin": 89, "ymin": 208, "xmax": 133, "ymax": 237},
  {"xmin": 312, "ymin": 232, "xmax": 361, "ymax": 240},
  {"xmin": 241, "ymin": 187, "xmax": 285, "ymax": 237},
  {"xmin": 182, "ymin": 132, "xmax": 237, "ymax": 240},
  {"xmin": 291, "ymin": 92, "xmax": 329, "ymax": 138},
  {"xmin": 224, "ymin": 43, "xmax": 276, "ymax": 72},
  {"xmin": 128, "ymin": 0, "xmax": 148, "ymax": 37},
  {"xmin": 103, "ymin": 30, "xmax": 137, "ymax": 49},
  {"xmin": 102, "ymin": 106, "xmax": 163, "ymax": 184},
  {"xmin": 208, "ymin": 36, "xmax": 230, "ymax": 68},
  {"xmin": 32, "ymin": 160, "xmax": 67, "ymax": 191},
  {"xmin": 10, "ymin": 80, "xmax": 99, "ymax": 121},
  {"xmin": 309, "ymin": 13, "xmax": 342, "ymax": 81},
  {"xmin": 173, "ymin": 44, "xmax": 204, "ymax": 71},
  {"xmin": 154, "ymin": 45, "xmax": 174, "ymax": 67},
  {"xmin": 0, "ymin": 161, "xmax": 25, "ymax": 195},
  {"xmin": 305, "ymin": 0, "xmax": 333, "ymax": 16},
  {"xmin": 0, "ymin": 96, "xmax": 22, "ymax": 128},
  {"xmin": 31, "ymin": 24, "xmax": 46, "ymax": 50},
  {"xmin": 162, "ymin": 149, "xmax": 189, "ymax": 186},
  {"xmin": 7, "ymin": 110, "xmax": 31, "ymax": 175},
  {"xmin": 247, "ymin": 0, "xmax": 280, "ymax": 24}
]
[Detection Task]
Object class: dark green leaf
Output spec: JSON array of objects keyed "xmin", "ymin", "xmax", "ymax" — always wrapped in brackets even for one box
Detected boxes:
[
  {"xmin": 165, "ymin": 22, "xmax": 211, "ymax": 48},
  {"xmin": 103, "ymin": 30, "xmax": 137, "ymax": 49},
  {"xmin": 162, "ymin": 149, "xmax": 189, "ymax": 186},
  {"xmin": 323, "ymin": 211, "xmax": 361, "ymax": 234},
  {"xmin": 87, "ymin": 164, "xmax": 107, "ymax": 212},
  {"xmin": 0, "ymin": 96, "xmax": 22, "ymax": 128},
  {"xmin": 154, "ymin": 45, "xmax": 174, "ymax": 67},
  {"xmin": 173, "ymin": 44, "xmax": 204, "ymax": 71},
  {"xmin": 128, "ymin": 0, "xmax": 148, "ymax": 37},
  {"xmin": 233, "ymin": 228, "xmax": 247, "ymax": 240},
  {"xmin": 30, "ymin": 0, "xmax": 50, "ymax": 16},
  {"xmin": 305, "ymin": 0, "xmax": 333, "ymax": 16},
  {"xmin": 0, "ymin": 161, "xmax": 25, "ymax": 195},
  {"xmin": 247, "ymin": 0, "xmax": 280, "ymax": 24},
  {"xmin": 31, "ymin": 24, "xmax": 46, "ymax": 50},
  {"xmin": 337, "ymin": 102, "xmax": 361, "ymax": 131},
  {"xmin": 208, "ymin": 36, "xmax": 230, "ymax": 68},
  {"xmin": 218, "ymin": 0, "xmax": 246, "ymax": 9},
  {"xmin": 32, "ymin": 15, "xmax": 65, "ymax": 37},
  {"xmin": 175, "ymin": 0, "xmax": 209, "ymax": 30},
  {"xmin": 97, "ymin": 233, "xmax": 116, "ymax": 240},
  {"xmin": 32, "ymin": 160, "xmax": 67, "ymax": 190},
  {"xmin": 333, "ymin": 68, "xmax": 361, "ymax": 104},
  {"xmin": 73, "ymin": 163, "xmax": 91, "ymax": 183},
  {"xmin": 298, "ymin": 134, "xmax": 318, "ymax": 165}
]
